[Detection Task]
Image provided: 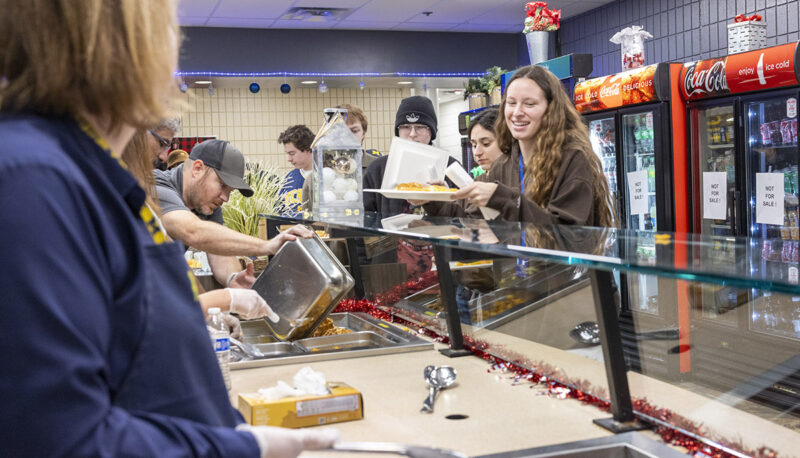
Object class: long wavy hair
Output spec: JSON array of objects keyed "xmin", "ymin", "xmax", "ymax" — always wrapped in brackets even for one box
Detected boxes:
[{"xmin": 496, "ymin": 65, "xmax": 614, "ymax": 227}]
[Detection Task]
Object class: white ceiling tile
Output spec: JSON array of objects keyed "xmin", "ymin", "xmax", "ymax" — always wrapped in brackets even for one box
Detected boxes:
[
  {"xmin": 332, "ymin": 20, "xmax": 400, "ymax": 30},
  {"xmin": 346, "ymin": 0, "xmax": 437, "ymax": 22},
  {"xmin": 212, "ymin": 0, "xmax": 294, "ymax": 19},
  {"xmin": 404, "ymin": 0, "xmax": 504, "ymax": 24},
  {"xmin": 391, "ymin": 22, "xmax": 461, "ymax": 31},
  {"xmin": 204, "ymin": 17, "xmax": 278, "ymax": 28},
  {"xmin": 448, "ymin": 22, "xmax": 520, "ymax": 33},
  {"xmin": 294, "ymin": 0, "xmax": 370, "ymax": 7},
  {"xmin": 176, "ymin": 0, "xmax": 615, "ymax": 33},
  {"xmin": 178, "ymin": 0, "xmax": 219, "ymax": 17},
  {"xmin": 268, "ymin": 19, "xmax": 338, "ymax": 29}
]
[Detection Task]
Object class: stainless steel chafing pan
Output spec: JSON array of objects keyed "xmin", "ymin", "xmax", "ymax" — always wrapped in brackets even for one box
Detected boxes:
[{"xmin": 250, "ymin": 232, "xmax": 354, "ymax": 341}]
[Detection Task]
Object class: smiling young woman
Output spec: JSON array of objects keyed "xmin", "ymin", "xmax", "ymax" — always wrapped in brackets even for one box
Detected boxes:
[{"xmin": 450, "ymin": 65, "xmax": 615, "ymax": 228}]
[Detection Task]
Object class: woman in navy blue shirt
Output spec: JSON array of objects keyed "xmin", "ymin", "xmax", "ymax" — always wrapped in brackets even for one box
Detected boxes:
[{"xmin": 0, "ymin": 1, "xmax": 336, "ymax": 456}]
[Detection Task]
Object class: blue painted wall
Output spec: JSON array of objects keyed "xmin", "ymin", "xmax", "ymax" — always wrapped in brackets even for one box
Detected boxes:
[{"xmin": 559, "ymin": 0, "xmax": 800, "ymax": 78}]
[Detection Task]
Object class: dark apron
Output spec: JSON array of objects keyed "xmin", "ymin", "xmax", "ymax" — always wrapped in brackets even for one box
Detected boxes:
[{"xmin": 112, "ymin": 241, "xmax": 241, "ymax": 427}]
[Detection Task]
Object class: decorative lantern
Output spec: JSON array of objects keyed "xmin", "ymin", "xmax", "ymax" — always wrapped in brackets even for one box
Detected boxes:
[{"xmin": 310, "ymin": 108, "xmax": 363, "ymax": 223}]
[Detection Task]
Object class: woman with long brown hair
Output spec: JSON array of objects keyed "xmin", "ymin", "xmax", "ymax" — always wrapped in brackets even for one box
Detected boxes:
[{"xmin": 451, "ymin": 65, "xmax": 614, "ymax": 227}]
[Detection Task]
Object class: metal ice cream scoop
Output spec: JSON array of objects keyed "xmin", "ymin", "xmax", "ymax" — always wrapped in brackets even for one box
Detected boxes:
[{"xmin": 420, "ymin": 365, "xmax": 457, "ymax": 413}]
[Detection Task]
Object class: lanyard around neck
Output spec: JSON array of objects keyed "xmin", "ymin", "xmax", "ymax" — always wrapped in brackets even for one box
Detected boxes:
[{"xmin": 76, "ymin": 118, "xmax": 166, "ymax": 244}]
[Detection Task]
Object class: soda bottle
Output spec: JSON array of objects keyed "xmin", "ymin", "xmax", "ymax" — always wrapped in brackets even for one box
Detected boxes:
[{"xmin": 207, "ymin": 307, "xmax": 231, "ymax": 390}]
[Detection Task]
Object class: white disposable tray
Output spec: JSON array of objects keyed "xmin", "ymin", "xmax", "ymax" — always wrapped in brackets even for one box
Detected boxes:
[{"xmin": 380, "ymin": 137, "xmax": 450, "ymax": 189}]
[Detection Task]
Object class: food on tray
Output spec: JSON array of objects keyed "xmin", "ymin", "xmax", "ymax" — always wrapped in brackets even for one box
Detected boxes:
[
  {"xmin": 187, "ymin": 259, "xmax": 201, "ymax": 268},
  {"xmin": 310, "ymin": 317, "xmax": 352, "ymax": 337},
  {"xmin": 454, "ymin": 260, "xmax": 493, "ymax": 267},
  {"xmin": 396, "ymin": 182, "xmax": 457, "ymax": 192}
]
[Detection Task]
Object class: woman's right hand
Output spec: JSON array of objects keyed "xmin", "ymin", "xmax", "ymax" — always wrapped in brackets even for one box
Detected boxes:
[{"xmin": 237, "ymin": 424, "xmax": 340, "ymax": 458}]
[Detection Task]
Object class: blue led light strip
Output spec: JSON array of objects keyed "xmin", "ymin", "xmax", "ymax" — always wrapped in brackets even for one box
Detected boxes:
[{"xmin": 175, "ymin": 71, "xmax": 485, "ymax": 78}]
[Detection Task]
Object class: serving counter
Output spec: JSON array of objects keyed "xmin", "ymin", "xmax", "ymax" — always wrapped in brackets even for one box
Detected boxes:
[{"xmin": 242, "ymin": 212, "xmax": 800, "ymax": 457}]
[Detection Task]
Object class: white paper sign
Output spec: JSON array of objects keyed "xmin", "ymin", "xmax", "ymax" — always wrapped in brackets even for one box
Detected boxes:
[
  {"xmin": 755, "ymin": 173, "xmax": 784, "ymax": 226},
  {"xmin": 702, "ymin": 172, "xmax": 728, "ymax": 220},
  {"xmin": 788, "ymin": 97, "xmax": 797, "ymax": 118},
  {"xmin": 627, "ymin": 170, "xmax": 649, "ymax": 215}
]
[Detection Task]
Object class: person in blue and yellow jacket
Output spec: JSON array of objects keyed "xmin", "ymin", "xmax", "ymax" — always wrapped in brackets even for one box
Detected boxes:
[
  {"xmin": 278, "ymin": 124, "xmax": 314, "ymax": 215},
  {"xmin": 0, "ymin": 1, "xmax": 338, "ymax": 456}
]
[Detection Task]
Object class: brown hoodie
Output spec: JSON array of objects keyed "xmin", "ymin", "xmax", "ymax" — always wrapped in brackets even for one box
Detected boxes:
[{"xmin": 425, "ymin": 144, "xmax": 603, "ymax": 226}]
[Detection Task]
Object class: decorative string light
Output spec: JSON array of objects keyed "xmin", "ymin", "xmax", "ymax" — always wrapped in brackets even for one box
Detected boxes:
[
  {"xmin": 175, "ymin": 71, "xmax": 484, "ymax": 78},
  {"xmin": 359, "ymin": 80, "xmax": 366, "ymax": 90}
]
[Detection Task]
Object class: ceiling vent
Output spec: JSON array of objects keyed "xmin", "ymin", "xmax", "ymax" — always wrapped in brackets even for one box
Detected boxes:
[{"xmin": 281, "ymin": 7, "xmax": 351, "ymax": 22}]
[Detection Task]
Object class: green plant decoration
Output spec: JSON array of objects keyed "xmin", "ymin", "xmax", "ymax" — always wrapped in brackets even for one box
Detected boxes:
[
  {"xmin": 463, "ymin": 66, "xmax": 507, "ymax": 100},
  {"xmin": 483, "ymin": 66, "xmax": 507, "ymax": 94},
  {"xmin": 222, "ymin": 161, "xmax": 287, "ymax": 237}
]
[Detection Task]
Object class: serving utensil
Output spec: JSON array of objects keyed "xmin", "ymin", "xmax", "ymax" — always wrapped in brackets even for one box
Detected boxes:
[
  {"xmin": 569, "ymin": 321, "xmax": 680, "ymax": 346},
  {"xmin": 229, "ymin": 336, "xmax": 265, "ymax": 358},
  {"xmin": 421, "ymin": 365, "xmax": 457, "ymax": 413},
  {"xmin": 331, "ymin": 441, "xmax": 467, "ymax": 458}
]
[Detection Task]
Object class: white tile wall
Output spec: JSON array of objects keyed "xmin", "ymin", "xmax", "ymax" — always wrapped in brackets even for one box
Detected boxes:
[{"xmin": 177, "ymin": 86, "xmax": 411, "ymax": 175}]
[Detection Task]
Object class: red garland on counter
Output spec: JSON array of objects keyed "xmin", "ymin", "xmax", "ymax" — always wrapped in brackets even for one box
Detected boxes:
[{"xmin": 332, "ymin": 294, "xmax": 778, "ymax": 458}]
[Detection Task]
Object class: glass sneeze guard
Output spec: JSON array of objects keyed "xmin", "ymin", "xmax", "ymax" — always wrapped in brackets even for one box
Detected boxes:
[{"xmin": 263, "ymin": 212, "xmax": 800, "ymax": 295}]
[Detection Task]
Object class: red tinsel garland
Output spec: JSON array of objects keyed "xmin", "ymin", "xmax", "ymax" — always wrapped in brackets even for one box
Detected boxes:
[{"xmin": 332, "ymin": 292, "xmax": 779, "ymax": 458}]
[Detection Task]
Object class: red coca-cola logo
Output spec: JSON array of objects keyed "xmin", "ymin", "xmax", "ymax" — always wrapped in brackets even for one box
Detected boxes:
[{"xmin": 682, "ymin": 59, "xmax": 729, "ymax": 98}]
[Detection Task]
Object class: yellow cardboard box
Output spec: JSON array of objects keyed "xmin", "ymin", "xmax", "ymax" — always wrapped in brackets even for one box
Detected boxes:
[{"xmin": 238, "ymin": 382, "xmax": 363, "ymax": 428}]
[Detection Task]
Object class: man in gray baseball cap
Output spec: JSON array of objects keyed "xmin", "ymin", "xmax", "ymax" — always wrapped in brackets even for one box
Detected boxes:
[
  {"xmin": 155, "ymin": 139, "xmax": 311, "ymax": 290},
  {"xmin": 189, "ymin": 140, "xmax": 254, "ymax": 197}
]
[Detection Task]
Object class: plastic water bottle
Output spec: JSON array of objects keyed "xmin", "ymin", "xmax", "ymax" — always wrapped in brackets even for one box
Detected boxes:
[{"xmin": 206, "ymin": 307, "xmax": 231, "ymax": 390}]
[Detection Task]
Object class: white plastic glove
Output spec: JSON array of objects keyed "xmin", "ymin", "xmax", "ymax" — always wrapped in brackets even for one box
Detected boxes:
[
  {"xmin": 228, "ymin": 288, "xmax": 279, "ymax": 322},
  {"xmin": 236, "ymin": 424, "xmax": 339, "ymax": 458},
  {"xmin": 221, "ymin": 312, "xmax": 242, "ymax": 339}
]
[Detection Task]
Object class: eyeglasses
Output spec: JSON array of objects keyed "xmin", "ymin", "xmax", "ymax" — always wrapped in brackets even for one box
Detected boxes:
[
  {"xmin": 398, "ymin": 124, "xmax": 430, "ymax": 135},
  {"xmin": 149, "ymin": 129, "xmax": 171, "ymax": 150}
]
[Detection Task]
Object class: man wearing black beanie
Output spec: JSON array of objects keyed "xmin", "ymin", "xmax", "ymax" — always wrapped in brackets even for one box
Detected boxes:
[{"xmin": 363, "ymin": 95, "xmax": 459, "ymax": 216}]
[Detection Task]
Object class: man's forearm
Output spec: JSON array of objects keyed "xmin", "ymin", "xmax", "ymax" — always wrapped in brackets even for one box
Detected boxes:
[
  {"xmin": 188, "ymin": 220, "xmax": 268, "ymax": 257},
  {"xmin": 207, "ymin": 253, "xmax": 243, "ymax": 286}
]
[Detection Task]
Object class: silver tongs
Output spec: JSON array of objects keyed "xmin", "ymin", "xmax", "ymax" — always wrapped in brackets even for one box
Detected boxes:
[{"xmin": 331, "ymin": 441, "xmax": 467, "ymax": 458}]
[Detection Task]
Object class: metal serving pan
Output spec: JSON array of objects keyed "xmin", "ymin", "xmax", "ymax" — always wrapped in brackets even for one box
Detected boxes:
[
  {"xmin": 231, "ymin": 312, "xmax": 432, "ymax": 369},
  {"xmin": 294, "ymin": 331, "xmax": 395, "ymax": 353},
  {"xmin": 251, "ymin": 233, "xmax": 354, "ymax": 341}
]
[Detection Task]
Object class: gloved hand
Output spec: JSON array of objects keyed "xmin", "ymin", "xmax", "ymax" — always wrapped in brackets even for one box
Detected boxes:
[
  {"xmin": 228, "ymin": 263, "xmax": 257, "ymax": 289},
  {"xmin": 228, "ymin": 288, "xmax": 279, "ymax": 322},
  {"xmin": 236, "ymin": 424, "xmax": 339, "ymax": 458},
  {"xmin": 221, "ymin": 312, "xmax": 242, "ymax": 339}
]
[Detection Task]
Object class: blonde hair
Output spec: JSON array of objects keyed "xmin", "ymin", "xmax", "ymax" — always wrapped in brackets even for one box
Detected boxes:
[
  {"xmin": 0, "ymin": 0, "xmax": 180, "ymax": 132},
  {"xmin": 496, "ymin": 65, "xmax": 614, "ymax": 227},
  {"xmin": 121, "ymin": 130, "xmax": 162, "ymax": 214}
]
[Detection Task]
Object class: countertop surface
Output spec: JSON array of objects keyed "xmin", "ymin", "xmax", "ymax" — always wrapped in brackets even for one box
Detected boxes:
[{"xmin": 231, "ymin": 340, "xmax": 626, "ymax": 457}]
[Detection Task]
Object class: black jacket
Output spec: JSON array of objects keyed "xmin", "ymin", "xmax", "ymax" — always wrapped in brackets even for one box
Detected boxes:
[{"xmin": 363, "ymin": 155, "xmax": 460, "ymax": 217}]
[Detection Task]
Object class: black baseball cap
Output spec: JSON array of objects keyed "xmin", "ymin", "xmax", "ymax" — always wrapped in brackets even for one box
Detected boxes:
[{"xmin": 189, "ymin": 140, "xmax": 254, "ymax": 197}]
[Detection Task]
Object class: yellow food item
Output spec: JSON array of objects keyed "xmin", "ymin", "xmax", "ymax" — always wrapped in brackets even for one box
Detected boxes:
[
  {"xmin": 396, "ymin": 182, "xmax": 457, "ymax": 192},
  {"xmin": 455, "ymin": 260, "xmax": 492, "ymax": 267},
  {"xmin": 187, "ymin": 259, "xmax": 201, "ymax": 268},
  {"xmin": 310, "ymin": 317, "xmax": 352, "ymax": 337}
]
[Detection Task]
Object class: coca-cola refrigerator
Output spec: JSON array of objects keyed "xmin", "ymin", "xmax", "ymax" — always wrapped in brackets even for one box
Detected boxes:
[
  {"xmin": 682, "ymin": 41, "xmax": 800, "ymax": 410},
  {"xmin": 574, "ymin": 63, "xmax": 689, "ymax": 377}
]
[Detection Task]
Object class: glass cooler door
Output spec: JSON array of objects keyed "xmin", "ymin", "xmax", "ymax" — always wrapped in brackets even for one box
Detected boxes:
[
  {"xmin": 745, "ymin": 93, "xmax": 800, "ymax": 340},
  {"xmin": 588, "ymin": 116, "xmax": 619, "ymax": 223},
  {"xmin": 690, "ymin": 103, "xmax": 742, "ymax": 324},
  {"xmin": 621, "ymin": 110, "xmax": 658, "ymax": 315}
]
